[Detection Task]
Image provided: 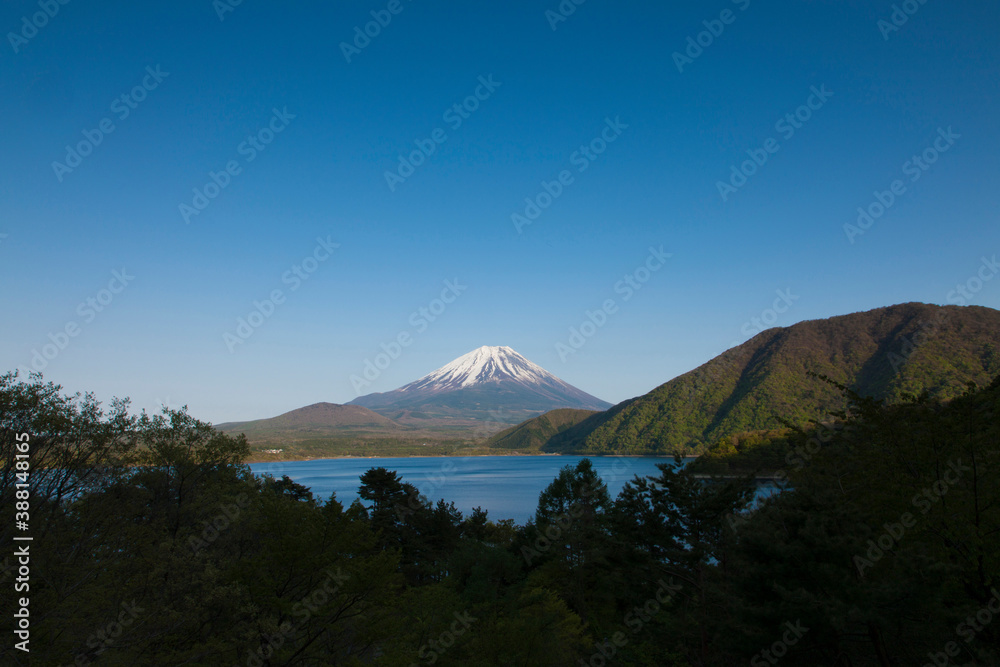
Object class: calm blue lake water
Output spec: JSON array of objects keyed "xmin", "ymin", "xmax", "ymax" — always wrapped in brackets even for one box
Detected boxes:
[{"xmin": 249, "ymin": 455, "xmax": 683, "ymax": 524}]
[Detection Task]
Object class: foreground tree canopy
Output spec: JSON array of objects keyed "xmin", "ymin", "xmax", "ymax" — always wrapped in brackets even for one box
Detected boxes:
[{"xmin": 1, "ymin": 370, "xmax": 999, "ymax": 665}]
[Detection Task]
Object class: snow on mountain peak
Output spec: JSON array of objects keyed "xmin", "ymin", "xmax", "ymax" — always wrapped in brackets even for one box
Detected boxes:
[
  {"xmin": 348, "ymin": 344, "xmax": 612, "ymax": 415},
  {"xmin": 401, "ymin": 345, "xmax": 560, "ymax": 392}
]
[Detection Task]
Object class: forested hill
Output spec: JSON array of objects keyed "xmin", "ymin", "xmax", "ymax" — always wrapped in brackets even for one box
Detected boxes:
[
  {"xmin": 544, "ymin": 303, "xmax": 1000, "ymax": 455},
  {"xmin": 485, "ymin": 408, "xmax": 598, "ymax": 451}
]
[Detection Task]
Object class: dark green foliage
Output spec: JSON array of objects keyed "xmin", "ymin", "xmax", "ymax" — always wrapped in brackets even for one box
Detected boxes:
[
  {"xmin": 519, "ymin": 459, "xmax": 620, "ymax": 633},
  {"xmin": 4, "ymin": 365, "xmax": 1000, "ymax": 665},
  {"xmin": 716, "ymin": 373, "xmax": 1000, "ymax": 664},
  {"xmin": 686, "ymin": 428, "xmax": 799, "ymax": 475},
  {"xmin": 547, "ymin": 303, "xmax": 1000, "ymax": 455},
  {"xmin": 610, "ymin": 458, "xmax": 757, "ymax": 664}
]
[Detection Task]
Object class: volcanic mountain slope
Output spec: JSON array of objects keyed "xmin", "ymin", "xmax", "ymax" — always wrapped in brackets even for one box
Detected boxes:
[
  {"xmin": 538, "ymin": 303, "xmax": 1000, "ymax": 455},
  {"xmin": 349, "ymin": 345, "xmax": 611, "ymax": 424},
  {"xmin": 217, "ymin": 402, "xmax": 400, "ymax": 443}
]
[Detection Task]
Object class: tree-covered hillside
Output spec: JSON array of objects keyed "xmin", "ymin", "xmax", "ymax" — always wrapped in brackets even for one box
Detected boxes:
[
  {"xmin": 485, "ymin": 408, "xmax": 598, "ymax": 451},
  {"xmin": 5, "ymin": 369, "xmax": 999, "ymax": 664},
  {"xmin": 546, "ymin": 303, "xmax": 1000, "ymax": 455}
]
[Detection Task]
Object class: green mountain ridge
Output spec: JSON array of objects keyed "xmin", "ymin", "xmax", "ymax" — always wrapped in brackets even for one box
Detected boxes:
[
  {"xmin": 523, "ymin": 303, "xmax": 1000, "ymax": 455},
  {"xmin": 485, "ymin": 408, "xmax": 599, "ymax": 451}
]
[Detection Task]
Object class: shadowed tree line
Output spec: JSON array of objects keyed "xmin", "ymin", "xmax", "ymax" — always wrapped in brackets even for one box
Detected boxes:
[{"xmin": 1, "ymin": 369, "xmax": 999, "ymax": 665}]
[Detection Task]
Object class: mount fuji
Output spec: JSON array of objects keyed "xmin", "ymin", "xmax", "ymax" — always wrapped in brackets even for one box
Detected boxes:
[{"xmin": 348, "ymin": 346, "xmax": 611, "ymax": 424}]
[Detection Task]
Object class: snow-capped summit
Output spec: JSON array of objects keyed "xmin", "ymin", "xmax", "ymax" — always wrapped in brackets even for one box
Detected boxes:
[
  {"xmin": 349, "ymin": 345, "xmax": 611, "ymax": 424},
  {"xmin": 401, "ymin": 345, "xmax": 556, "ymax": 392}
]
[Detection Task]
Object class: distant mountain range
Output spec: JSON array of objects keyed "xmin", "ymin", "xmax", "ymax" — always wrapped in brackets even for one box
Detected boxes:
[
  {"xmin": 519, "ymin": 303, "xmax": 1000, "ymax": 455},
  {"xmin": 219, "ymin": 303, "xmax": 1000, "ymax": 458},
  {"xmin": 348, "ymin": 345, "xmax": 611, "ymax": 424},
  {"xmin": 218, "ymin": 346, "xmax": 610, "ymax": 450},
  {"xmin": 217, "ymin": 403, "xmax": 399, "ymax": 443}
]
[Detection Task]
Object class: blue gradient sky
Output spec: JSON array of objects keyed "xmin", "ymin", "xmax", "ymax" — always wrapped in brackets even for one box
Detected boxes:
[{"xmin": 2, "ymin": 1, "xmax": 998, "ymax": 422}]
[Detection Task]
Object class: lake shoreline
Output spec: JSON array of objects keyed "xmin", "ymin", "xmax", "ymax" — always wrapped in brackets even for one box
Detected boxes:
[
  {"xmin": 246, "ymin": 455, "xmax": 689, "ymax": 524},
  {"xmin": 244, "ymin": 452, "xmax": 694, "ymax": 465}
]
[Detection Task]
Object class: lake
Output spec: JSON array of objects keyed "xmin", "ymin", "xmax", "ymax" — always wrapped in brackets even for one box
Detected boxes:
[{"xmin": 249, "ymin": 455, "xmax": 683, "ymax": 524}]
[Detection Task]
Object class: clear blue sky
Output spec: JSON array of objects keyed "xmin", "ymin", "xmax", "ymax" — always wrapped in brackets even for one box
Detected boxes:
[{"xmin": 2, "ymin": 1, "xmax": 998, "ymax": 422}]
